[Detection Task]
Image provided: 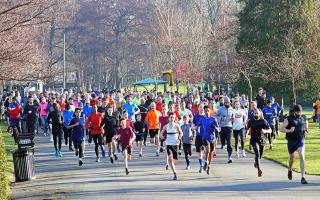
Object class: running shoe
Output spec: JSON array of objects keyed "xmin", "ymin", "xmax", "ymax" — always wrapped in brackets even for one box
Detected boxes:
[
  {"xmin": 65, "ymin": 140, "xmax": 68, "ymax": 146},
  {"xmin": 58, "ymin": 150, "xmax": 62, "ymax": 157},
  {"xmin": 155, "ymin": 152, "xmax": 160, "ymax": 157},
  {"xmin": 139, "ymin": 152, "xmax": 142, "ymax": 158},
  {"xmin": 110, "ymin": 156, "xmax": 114, "ymax": 164},
  {"xmin": 242, "ymin": 150, "xmax": 246, "ymax": 157},
  {"xmin": 199, "ymin": 166, "xmax": 203, "ymax": 173},
  {"xmin": 69, "ymin": 147, "xmax": 74, "ymax": 151},
  {"xmin": 75, "ymin": 150, "xmax": 79, "ymax": 156},
  {"xmin": 185, "ymin": 165, "xmax": 190, "ymax": 170},
  {"xmin": 101, "ymin": 149, "xmax": 106, "ymax": 158},
  {"xmin": 159, "ymin": 147, "xmax": 164, "ymax": 153},
  {"xmin": 114, "ymin": 154, "xmax": 118, "ymax": 160},
  {"xmin": 178, "ymin": 150, "xmax": 182, "ymax": 155},
  {"xmin": 96, "ymin": 157, "xmax": 100, "ymax": 162},
  {"xmin": 301, "ymin": 177, "xmax": 308, "ymax": 184},
  {"xmin": 235, "ymin": 151, "xmax": 239, "ymax": 159},
  {"xmin": 143, "ymin": 141, "xmax": 146, "ymax": 146},
  {"xmin": 206, "ymin": 166, "xmax": 210, "ymax": 175},
  {"xmin": 269, "ymin": 145, "xmax": 273, "ymax": 150},
  {"xmin": 203, "ymin": 162, "xmax": 208, "ymax": 171},
  {"xmin": 166, "ymin": 165, "xmax": 169, "ymax": 170},
  {"xmin": 258, "ymin": 169, "xmax": 263, "ymax": 177},
  {"xmin": 173, "ymin": 173, "xmax": 177, "ymax": 180},
  {"xmin": 288, "ymin": 170, "xmax": 293, "ymax": 180},
  {"xmin": 126, "ymin": 168, "xmax": 130, "ymax": 175},
  {"xmin": 79, "ymin": 159, "xmax": 83, "ymax": 166},
  {"xmin": 228, "ymin": 157, "xmax": 233, "ymax": 164},
  {"xmin": 55, "ymin": 150, "xmax": 58, "ymax": 157}
]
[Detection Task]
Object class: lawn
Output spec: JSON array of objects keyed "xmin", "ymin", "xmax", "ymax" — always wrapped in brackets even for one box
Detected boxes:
[
  {"xmin": 245, "ymin": 110, "xmax": 320, "ymax": 175},
  {"xmin": 0, "ymin": 121, "xmax": 16, "ymax": 199}
]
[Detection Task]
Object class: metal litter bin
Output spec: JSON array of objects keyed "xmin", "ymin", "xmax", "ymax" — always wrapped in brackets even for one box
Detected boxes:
[{"xmin": 12, "ymin": 148, "xmax": 35, "ymax": 182}]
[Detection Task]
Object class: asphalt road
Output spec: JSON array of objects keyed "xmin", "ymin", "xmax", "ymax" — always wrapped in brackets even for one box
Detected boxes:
[{"xmin": 12, "ymin": 134, "xmax": 320, "ymax": 200}]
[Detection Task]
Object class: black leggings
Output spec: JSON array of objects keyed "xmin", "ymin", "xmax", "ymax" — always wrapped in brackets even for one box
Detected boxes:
[
  {"xmin": 63, "ymin": 127, "xmax": 72, "ymax": 148},
  {"xmin": 26, "ymin": 119, "xmax": 37, "ymax": 134},
  {"xmin": 92, "ymin": 134, "xmax": 104, "ymax": 158},
  {"xmin": 220, "ymin": 127, "xmax": 233, "ymax": 157},
  {"xmin": 267, "ymin": 125, "xmax": 275, "ymax": 145},
  {"xmin": 74, "ymin": 142, "xmax": 84, "ymax": 158},
  {"xmin": 251, "ymin": 140, "xmax": 264, "ymax": 170},
  {"xmin": 233, "ymin": 128, "xmax": 246, "ymax": 151},
  {"xmin": 53, "ymin": 129, "xmax": 63, "ymax": 151},
  {"xmin": 183, "ymin": 143, "xmax": 192, "ymax": 165}
]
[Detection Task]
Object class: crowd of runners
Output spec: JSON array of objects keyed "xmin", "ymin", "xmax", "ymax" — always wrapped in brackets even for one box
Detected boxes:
[{"xmin": 0, "ymin": 87, "xmax": 310, "ymax": 183}]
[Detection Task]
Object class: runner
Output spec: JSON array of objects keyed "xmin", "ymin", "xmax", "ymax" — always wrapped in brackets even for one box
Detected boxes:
[
  {"xmin": 232, "ymin": 100, "xmax": 247, "ymax": 158},
  {"xmin": 193, "ymin": 103, "xmax": 205, "ymax": 173},
  {"xmin": 63, "ymin": 104, "xmax": 74, "ymax": 151},
  {"xmin": 134, "ymin": 113, "xmax": 147, "ymax": 157},
  {"xmin": 145, "ymin": 102, "xmax": 162, "ymax": 157},
  {"xmin": 67, "ymin": 108, "xmax": 85, "ymax": 166},
  {"xmin": 122, "ymin": 95, "xmax": 140, "ymax": 122},
  {"xmin": 118, "ymin": 118, "xmax": 136, "ymax": 175},
  {"xmin": 216, "ymin": 97, "xmax": 234, "ymax": 163},
  {"xmin": 181, "ymin": 115, "xmax": 194, "ymax": 170},
  {"xmin": 263, "ymin": 98, "xmax": 277, "ymax": 150},
  {"xmin": 247, "ymin": 109, "xmax": 271, "ymax": 177},
  {"xmin": 159, "ymin": 104, "xmax": 169, "ymax": 169},
  {"xmin": 86, "ymin": 105, "xmax": 106, "ymax": 162},
  {"xmin": 160, "ymin": 112, "xmax": 183, "ymax": 180},
  {"xmin": 23, "ymin": 96, "xmax": 39, "ymax": 135},
  {"xmin": 47, "ymin": 103, "xmax": 64, "ymax": 157},
  {"xmin": 39, "ymin": 97, "xmax": 49, "ymax": 136},
  {"xmin": 138, "ymin": 98, "xmax": 148, "ymax": 146},
  {"xmin": 270, "ymin": 96, "xmax": 282, "ymax": 137},
  {"xmin": 280, "ymin": 104, "xmax": 308, "ymax": 184},
  {"xmin": 101, "ymin": 106, "xmax": 119, "ymax": 163},
  {"xmin": 198, "ymin": 105, "xmax": 219, "ymax": 175}
]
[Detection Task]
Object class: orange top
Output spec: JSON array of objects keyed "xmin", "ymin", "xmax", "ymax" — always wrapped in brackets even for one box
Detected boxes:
[
  {"xmin": 315, "ymin": 100, "xmax": 320, "ymax": 115},
  {"xmin": 145, "ymin": 109, "xmax": 162, "ymax": 130}
]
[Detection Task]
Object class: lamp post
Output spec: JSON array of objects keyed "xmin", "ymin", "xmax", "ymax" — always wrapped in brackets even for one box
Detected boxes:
[{"xmin": 63, "ymin": 33, "xmax": 66, "ymax": 90}]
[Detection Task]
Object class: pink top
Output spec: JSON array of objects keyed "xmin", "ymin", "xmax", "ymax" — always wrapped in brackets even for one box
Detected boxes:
[{"xmin": 39, "ymin": 102, "xmax": 48, "ymax": 116}]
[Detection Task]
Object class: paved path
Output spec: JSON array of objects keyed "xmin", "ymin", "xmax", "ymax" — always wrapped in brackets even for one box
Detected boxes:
[{"xmin": 12, "ymin": 135, "xmax": 320, "ymax": 200}]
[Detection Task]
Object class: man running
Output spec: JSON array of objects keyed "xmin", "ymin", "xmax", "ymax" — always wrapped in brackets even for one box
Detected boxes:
[
  {"xmin": 280, "ymin": 104, "xmax": 308, "ymax": 184},
  {"xmin": 122, "ymin": 95, "xmax": 140, "ymax": 122},
  {"xmin": 216, "ymin": 97, "xmax": 234, "ymax": 163},
  {"xmin": 193, "ymin": 103, "xmax": 205, "ymax": 173},
  {"xmin": 247, "ymin": 109, "xmax": 271, "ymax": 177},
  {"xmin": 86, "ymin": 105, "xmax": 106, "ymax": 162},
  {"xmin": 198, "ymin": 105, "xmax": 219, "ymax": 175},
  {"xmin": 47, "ymin": 103, "xmax": 64, "ymax": 157},
  {"xmin": 263, "ymin": 98, "xmax": 277, "ymax": 150},
  {"xmin": 160, "ymin": 112, "xmax": 183, "ymax": 180},
  {"xmin": 145, "ymin": 102, "xmax": 162, "ymax": 157},
  {"xmin": 181, "ymin": 115, "xmax": 194, "ymax": 170},
  {"xmin": 101, "ymin": 106, "xmax": 119, "ymax": 163},
  {"xmin": 118, "ymin": 118, "xmax": 136, "ymax": 175},
  {"xmin": 134, "ymin": 113, "xmax": 147, "ymax": 157},
  {"xmin": 68, "ymin": 108, "xmax": 85, "ymax": 166}
]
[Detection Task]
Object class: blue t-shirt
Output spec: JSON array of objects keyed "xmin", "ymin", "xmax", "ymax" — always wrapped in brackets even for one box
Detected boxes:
[
  {"xmin": 63, "ymin": 110, "xmax": 74, "ymax": 127},
  {"xmin": 198, "ymin": 116, "xmax": 219, "ymax": 142},
  {"xmin": 194, "ymin": 114, "xmax": 205, "ymax": 137},
  {"xmin": 272, "ymin": 102, "xmax": 281, "ymax": 116},
  {"xmin": 263, "ymin": 106, "xmax": 277, "ymax": 126},
  {"xmin": 122, "ymin": 103, "xmax": 138, "ymax": 121},
  {"xmin": 83, "ymin": 106, "xmax": 93, "ymax": 118},
  {"xmin": 69, "ymin": 117, "xmax": 85, "ymax": 143}
]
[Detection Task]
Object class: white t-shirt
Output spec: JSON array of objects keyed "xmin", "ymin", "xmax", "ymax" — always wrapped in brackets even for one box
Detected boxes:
[
  {"xmin": 165, "ymin": 123, "xmax": 180, "ymax": 146},
  {"xmin": 232, "ymin": 108, "xmax": 246, "ymax": 130}
]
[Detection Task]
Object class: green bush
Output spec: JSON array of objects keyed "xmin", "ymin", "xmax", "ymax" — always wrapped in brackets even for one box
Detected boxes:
[{"xmin": 0, "ymin": 134, "xmax": 9, "ymax": 200}]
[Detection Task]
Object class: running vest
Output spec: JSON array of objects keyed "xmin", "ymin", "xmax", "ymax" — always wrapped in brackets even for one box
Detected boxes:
[
  {"xmin": 166, "ymin": 123, "xmax": 179, "ymax": 146},
  {"xmin": 285, "ymin": 115, "xmax": 306, "ymax": 141}
]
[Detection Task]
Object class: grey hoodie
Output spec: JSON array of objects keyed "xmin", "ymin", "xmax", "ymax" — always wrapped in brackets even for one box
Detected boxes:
[{"xmin": 216, "ymin": 106, "xmax": 233, "ymax": 128}]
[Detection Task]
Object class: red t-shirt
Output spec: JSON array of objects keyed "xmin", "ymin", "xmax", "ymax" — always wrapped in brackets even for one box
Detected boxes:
[
  {"xmin": 156, "ymin": 103, "xmax": 162, "ymax": 112},
  {"xmin": 86, "ymin": 112, "xmax": 103, "ymax": 134},
  {"xmin": 119, "ymin": 127, "xmax": 134, "ymax": 147},
  {"xmin": 90, "ymin": 99, "xmax": 99, "ymax": 107},
  {"xmin": 126, "ymin": 119, "xmax": 134, "ymax": 130}
]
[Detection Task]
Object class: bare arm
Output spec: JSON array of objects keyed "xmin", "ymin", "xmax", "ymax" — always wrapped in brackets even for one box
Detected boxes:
[{"xmin": 280, "ymin": 119, "xmax": 295, "ymax": 133}]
